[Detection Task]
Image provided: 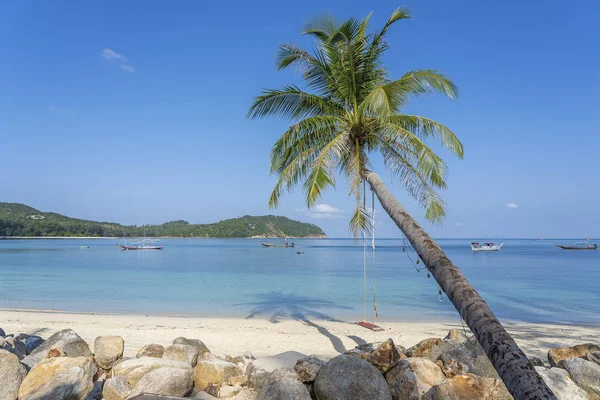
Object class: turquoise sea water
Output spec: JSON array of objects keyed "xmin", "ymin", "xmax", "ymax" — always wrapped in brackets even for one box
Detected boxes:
[{"xmin": 0, "ymin": 238, "xmax": 598, "ymax": 324}]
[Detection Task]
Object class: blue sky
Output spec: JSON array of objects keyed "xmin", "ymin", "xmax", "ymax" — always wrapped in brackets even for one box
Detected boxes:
[{"xmin": 1, "ymin": 0, "xmax": 598, "ymax": 238}]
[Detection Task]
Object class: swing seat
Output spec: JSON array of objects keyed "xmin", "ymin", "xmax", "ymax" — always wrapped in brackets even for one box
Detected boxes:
[{"xmin": 355, "ymin": 320, "xmax": 385, "ymax": 331}]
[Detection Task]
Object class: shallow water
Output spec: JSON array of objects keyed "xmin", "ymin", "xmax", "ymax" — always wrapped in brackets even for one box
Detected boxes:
[{"xmin": 0, "ymin": 238, "xmax": 598, "ymax": 324}]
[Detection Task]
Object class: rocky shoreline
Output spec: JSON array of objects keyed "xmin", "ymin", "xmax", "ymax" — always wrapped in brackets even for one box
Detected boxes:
[{"xmin": 1, "ymin": 326, "xmax": 599, "ymax": 400}]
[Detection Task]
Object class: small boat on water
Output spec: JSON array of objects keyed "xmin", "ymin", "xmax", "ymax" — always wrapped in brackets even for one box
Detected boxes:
[
  {"xmin": 557, "ymin": 240, "xmax": 597, "ymax": 250},
  {"xmin": 471, "ymin": 242, "xmax": 503, "ymax": 252},
  {"xmin": 120, "ymin": 238, "xmax": 163, "ymax": 250},
  {"xmin": 261, "ymin": 242, "xmax": 295, "ymax": 248}
]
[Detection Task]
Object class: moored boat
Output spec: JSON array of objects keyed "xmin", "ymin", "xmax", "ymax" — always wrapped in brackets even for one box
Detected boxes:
[
  {"xmin": 261, "ymin": 242, "xmax": 295, "ymax": 248},
  {"xmin": 120, "ymin": 244, "xmax": 163, "ymax": 250},
  {"xmin": 471, "ymin": 242, "xmax": 503, "ymax": 252},
  {"xmin": 556, "ymin": 241, "xmax": 597, "ymax": 250}
]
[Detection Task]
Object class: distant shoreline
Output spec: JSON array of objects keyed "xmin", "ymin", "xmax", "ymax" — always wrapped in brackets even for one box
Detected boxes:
[{"xmin": 0, "ymin": 235, "xmax": 328, "ymax": 239}]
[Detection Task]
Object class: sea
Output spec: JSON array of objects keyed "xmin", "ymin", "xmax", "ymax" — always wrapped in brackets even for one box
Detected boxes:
[{"xmin": 0, "ymin": 238, "xmax": 598, "ymax": 325}]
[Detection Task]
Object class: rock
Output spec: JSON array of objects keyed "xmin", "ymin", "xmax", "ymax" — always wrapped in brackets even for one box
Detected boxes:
[
  {"xmin": 344, "ymin": 348, "xmax": 371, "ymax": 360},
  {"xmin": 102, "ymin": 376, "xmax": 132, "ymax": 400},
  {"xmin": 315, "ymin": 354, "xmax": 392, "ymax": 400},
  {"xmin": 190, "ymin": 391, "xmax": 219, "ymax": 400},
  {"xmin": 536, "ymin": 366, "xmax": 590, "ymax": 400},
  {"xmin": 94, "ymin": 336, "xmax": 124, "ymax": 370},
  {"xmin": 405, "ymin": 338, "xmax": 454, "ymax": 362},
  {"xmin": 548, "ymin": 343, "xmax": 600, "ymax": 367},
  {"xmin": 136, "ymin": 343, "xmax": 165, "ymax": 358},
  {"xmin": 112, "ymin": 357, "xmax": 193, "ymax": 388},
  {"xmin": 85, "ymin": 381, "xmax": 104, "ymax": 400},
  {"xmin": 557, "ymin": 357, "xmax": 600, "ymax": 398},
  {"xmin": 368, "ymin": 338, "xmax": 402, "ymax": 373},
  {"xmin": 435, "ymin": 359, "xmax": 469, "ymax": 378},
  {"xmin": 228, "ymin": 374, "xmax": 248, "ymax": 386},
  {"xmin": 0, "ymin": 336, "xmax": 26, "ymax": 360},
  {"xmin": 173, "ymin": 337, "xmax": 211, "ymax": 356},
  {"xmin": 22, "ymin": 329, "xmax": 92, "ymax": 369},
  {"xmin": 247, "ymin": 365, "xmax": 296, "ymax": 390},
  {"xmin": 0, "ymin": 349, "xmax": 27, "ymax": 400},
  {"xmin": 530, "ymin": 356, "xmax": 545, "ymax": 367},
  {"xmin": 444, "ymin": 329, "xmax": 469, "ymax": 344},
  {"xmin": 584, "ymin": 351, "xmax": 600, "ymax": 366},
  {"xmin": 423, "ymin": 373, "xmax": 512, "ymax": 400},
  {"xmin": 18, "ymin": 356, "xmax": 95, "ymax": 400},
  {"xmin": 219, "ymin": 385, "xmax": 244, "ymax": 399},
  {"xmin": 164, "ymin": 343, "xmax": 199, "ymax": 366},
  {"xmin": 46, "ymin": 347, "xmax": 65, "ymax": 358},
  {"xmin": 129, "ymin": 364, "xmax": 194, "ymax": 398},
  {"xmin": 386, "ymin": 358, "xmax": 446, "ymax": 400},
  {"xmin": 257, "ymin": 378, "xmax": 312, "ymax": 400},
  {"xmin": 23, "ymin": 336, "xmax": 44, "ymax": 355},
  {"xmin": 0, "ymin": 327, "xmax": 5, "ymax": 337},
  {"xmin": 294, "ymin": 356, "xmax": 326, "ymax": 383},
  {"xmin": 194, "ymin": 358, "xmax": 243, "ymax": 391},
  {"xmin": 438, "ymin": 337, "xmax": 499, "ymax": 379}
]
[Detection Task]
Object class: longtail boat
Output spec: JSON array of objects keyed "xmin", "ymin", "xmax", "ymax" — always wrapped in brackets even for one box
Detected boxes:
[
  {"xmin": 120, "ymin": 244, "xmax": 163, "ymax": 250},
  {"xmin": 556, "ymin": 243, "xmax": 597, "ymax": 250}
]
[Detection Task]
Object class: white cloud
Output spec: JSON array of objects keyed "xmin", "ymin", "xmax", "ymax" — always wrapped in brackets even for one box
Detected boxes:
[
  {"xmin": 454, "ymin": 222, "xmax": 465, "ymax": 228},
  {"xmin": 101, "ymin": 48, "xmax": 127, "ymax": 62},
  {"xmin": 312, "ymin": 204, "xmax": 342, "ymax": 214},
  {"xmin": 48, "ymin": 106, "xmax": 74, "ymax": 115},
  {"xmin": 120, "ymin": 65, "xmax": 135, "ymax": 72},
  {"xmin": 297, "ymin": 203, "xmax": 344, "ymax": 219},
  {"xmin": 506, "ymin": 203, "xmax": 519, "ymax": 209}
]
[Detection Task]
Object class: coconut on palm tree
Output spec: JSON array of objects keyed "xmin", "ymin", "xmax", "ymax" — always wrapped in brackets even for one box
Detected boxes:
[{"xmin": 248, "ymin": 8, "xmax": 555, "ymax": 399}]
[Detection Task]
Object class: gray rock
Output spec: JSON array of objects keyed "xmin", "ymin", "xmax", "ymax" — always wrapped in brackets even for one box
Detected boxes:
[
  {"xmin": 23, "ymin": 336, "xmax": 44, "ymax": 355},
  {"xmin": 112, "ymin": 357, "xmax": 192, "ymax": 388},
  {"xmin": 0, "ymin": 336, "xmax": 26, "ymax": 360},
  {"xmin": 0, "ymin": 349, "xmax": 27, "ymax": 400},
  {"xmin": 164, "ymin": 343, "xmax": 199, "ymax": 367},
  {"xmin": 405, "ymin": 338, "xmax": 455, "ymax": 362},
  {"xmin": 557, "ymin": 357, "xmax": 600, "ymax": 398},
  {"xmin": 257, "ymin": 377, "xmax": 312, "ymax": 400},
  {"xmin": 444, "ymin": 329, "xmax": 469, "ymax": 344},
  {"xmin": 247, "ymin": 366, "xmax": 297, "ymax": 391},
  {"xmin": 294, "ymin": 356, "xmax": 325, "ymax": 383},
  {"xmin": 129, "ymin": 364, "xmax": 194, "ymax": 398},
  {"xmin": 535, "ymin": 366, "xmax": 590, "ymax": 400},
  {"xmin": 438, "ymin": 337, "xmax": 499, "ymax": 379},
  {"xmin": 94, "ymin": 336, "xmax": 124, "ymax": 370},
  {"xmin": 584, "ymin": 351, "xmax": 600, "ymax": 366},
  {"xmin": 314, "ymin": 354, "xmax": 392, "ymax": 400},
  {"xmin": 18, "ymin": 356, "xmax": 95, "ymax": 400},
  {"xmin": 386, "ymin": 357, "xmax": 446, "ymax": 400},
  {"xmin": 0, "ymin": 327, "xmax": 5, "ymax": 337},
  {"xmin": 173, "ymin": 337, "xmax": 210, "ymax": 356},
  {"xmin": 530, "ymin": 356, "xmax": 545, "ymax": 367},
  {"xmin": 193, "ymin": 357, "xmax": 243, "ymax": 392},
  {"xmin": 102, "ymin": 376, "xmax": 132, "ymax": 400},
  {"xmin": 136, "ymin": 343, "xmax": 165, "ymax": 358},
  {"xmin": 85, "ymin": 380, "xmax": 104, "ymax": 400},
  {"xmin": 22, "ymin": 329, "xmax": 92, "ymax": 369}
]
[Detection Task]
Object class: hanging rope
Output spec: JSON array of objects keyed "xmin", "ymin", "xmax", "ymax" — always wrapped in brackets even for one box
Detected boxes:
[
  {"xmin": 362, "ymin": 179, "xmax": 367, "ymax": 322},
  {"xmin": 371, "ymin": 187, "xmax": 379, "ymax": 319}
]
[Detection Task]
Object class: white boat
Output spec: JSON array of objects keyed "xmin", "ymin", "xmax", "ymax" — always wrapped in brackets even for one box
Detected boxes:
[{"xmin": 471, "ymin": 242, "xmax": 503, "ymax": 252}]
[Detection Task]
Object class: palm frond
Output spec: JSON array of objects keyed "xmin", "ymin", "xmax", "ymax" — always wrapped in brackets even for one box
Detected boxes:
[
  {"xmin": 391, "ymin": 115, "xmax": 464, "ymax": 158},
  {"xmin": 349, "ymin": 203, "xmax": 372, "ymax": 240},
  {"xmin": 247, "ymin": 86, "xmax": 344, "ymax": 120},
  {"xmin": 302, "ymin": 14, "xmax": 339, "ymax": 41}
]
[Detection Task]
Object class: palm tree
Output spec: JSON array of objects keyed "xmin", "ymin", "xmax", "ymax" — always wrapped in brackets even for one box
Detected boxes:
[{"xmin": 248, "ymin": 8, "xmax": 555, "ymax": 399}]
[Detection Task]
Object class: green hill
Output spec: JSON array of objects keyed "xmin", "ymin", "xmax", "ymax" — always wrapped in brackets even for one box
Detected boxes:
[{"xmin": 0, "ymin": 203, "xmax": 326, "ymax": 238}]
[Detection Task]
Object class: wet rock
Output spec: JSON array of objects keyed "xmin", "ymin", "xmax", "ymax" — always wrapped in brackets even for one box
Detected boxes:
[
  {"xmin": 257, "ymin": 377, "xmax": 312, "ymax": 400},
  {"xmin": 423, "ymin": 373, "xmax": 512, "ymax": 400},
  {"xmin": 102, "ymin": 376, "xmax": 132, "ymax": 400},
  {"xmin": 294, "ymin": 356, "xmax": 326, "ymax": 382},
  {"xmin": 22, "ymin": 329, "xmax": 92, "ymax": 369},
  {"xmin": 557, "ymin": 357, "xmax": 600, "ymax": 398},
  {"xmin": 368, "ymin": 338, "xmax": 402, "ymax": 373},
  {"xmin": 94, "ymin": 336, "xmax": 124, "ymax": 370},
  {"xmin": 315, "ymin": 354, "xmax": 392, "ymax": 400},
  {"xmin": 548, "ymin": 343, "xmax": 600, "ymax": 367},
  {"xmin": 112, "ymin": 357, "xmax": 192, "ymax": 388},
  {"xmin": 536, "ymin": 366, "xmax": 590, "ymax": 400},
  {"xmin": 164, "ymin": 343, "xmax": 199, "ymax": 367},
  {"xmin": 128, "ymin": 364, "xmax": 194, "ymax": 398},
  {"xmin": 18, "ymin": 356, "xmax": 95, "ymax": 400},
  {"xmin": 438, "ymin": 337, "xmax": 499, "ymax": 379},
  {"xmin": 435, "ymin": 358, "xmax": 469, "ymax": 378},
  {"xmin": 193, "ymin": 358, "xmax": 243, "ymax": 392},
  {"xmin": 0, "ymin": 349, "xmax": 27, "ymax": 400},
  {"xmin": 173, "ymin": 337, "xmax": 211, "ymax": 357},
  {"xmin": 386, "ymin": 357, "xmax": 445, "ymax": 400},
  {"xmin": 444, "ymin": 329, "xmax": 469, "ymax": 344},
  {"xmin": 530, "ymin": 356, "xmax": 545, "ymax": 367},
  {"xmin": 0, "ymin": 336, "xmax": 26, "ymax": 360},
  {"xmin": 405, "ymin": 338, "xmax": 454, "ymax": 362},
  {"xmin": 136, "ymin": 343, "xmax": 164, "ymax": 358}
]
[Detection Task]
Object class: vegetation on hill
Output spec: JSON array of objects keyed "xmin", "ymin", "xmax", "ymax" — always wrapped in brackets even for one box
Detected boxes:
[{"xmin": 0, "ymin": 203, "xmax": 326, "ymax": 238}]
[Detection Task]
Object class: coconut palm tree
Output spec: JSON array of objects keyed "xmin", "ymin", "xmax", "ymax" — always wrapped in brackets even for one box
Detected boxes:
[{"xmin": 248, "ymin": 8, "xmax": 555, "ymax": 399}]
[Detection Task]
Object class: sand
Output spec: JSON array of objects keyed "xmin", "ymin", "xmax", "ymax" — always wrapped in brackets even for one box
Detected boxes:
[{"xmin": 1, "ymin": 308, "xmax": 598, "ymax": 362}]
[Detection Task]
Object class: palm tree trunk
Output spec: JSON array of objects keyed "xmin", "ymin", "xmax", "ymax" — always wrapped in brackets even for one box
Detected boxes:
[{"xmin": 364, "ymin": 171, "xmax": 556, "ymax": 400}]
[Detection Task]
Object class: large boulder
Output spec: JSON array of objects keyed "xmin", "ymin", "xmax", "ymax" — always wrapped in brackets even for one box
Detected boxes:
[
  {"xmin": 548, "ymin": 343, "xmax": 600, "ymax": 367},
  {"xmin": 128, "ymin": 364, "xmax": 194, "ymax": 398},
  {"xmin": 112, "ymin": 357, "xmax": 193, "ymax": 388},
  {"xmin": 557, "ymin": 358, "xmax": 600, "ymax": 398},
  {"xmin": 422, "ymin": 374, "xmax": 512, "ymax": 400},
  {"xmin": 15, "ymin": 334, "xmax": 45, "ymax": 355},
  {"xmin": 405, "ymin": 338, "xmax": 455, "ymax": 362},
  {"xmin": 247, "ymin": 366, "xmax": 296, "ymax": 391},
  {"xmin": 294, "ymin": 356, "xmax": 325, "ymax": 383},
  {"xmin": 136, "ymin": 344, "xmax": 165, "ymax": 358},
  {"xmin": 435, "ymin": 359, "xmax": 469, "ymax": 378},
  {"xmin": 0, "ymin": 349, "xmax": 27, "ymax": 400},
  {"xmin": 22, "ymin": 329, "xmax": 92, "ymax": 369},
  {"xmin": 94, "ymin": 336, "xmax": 124, "ymax": 370},
  {"xmin": 386, "ymin": 358, "xmax": 446, "ymax": 400},
  {"xmin": 444, "ymin": 329, "xmax": 469, "ymax": 344},
  {"xmin": 314, "ymin": 354, "xmax": 392, "ymax": 400},
  {"xmin": 368, "ymin": 338, "xmax": 402, "ymax": 373},
  {"xmin": 164, "ymin": 344, "xmax": 199, "ymax": 367},
  {"xmin": 257, "ymin": 377, "xmax": 312, "ymax": 400},
  {"xmin": 102, "ymin": 376, "xmax": 132, "ymax": 400},
  {"xmin": 194, "ymin": 358, "xmax": 243, "ymax": 392},
  {"xmin": 535, "ymin": 366, "xmax": 590, "ymax": 400},
  {"xmin": 0, "ymin": 336, "xmax": 26, "ymax": 360},
  {"xmin": 18, "ymin": 356, "xmax": 95, "ymax": 400},
  {"xmin": 173, "ymin": 337, "xmax": 210, "ymax": 357},
  {"xmin": 438, "ymin": 337, "xmax": 499, "ymax": 379}
]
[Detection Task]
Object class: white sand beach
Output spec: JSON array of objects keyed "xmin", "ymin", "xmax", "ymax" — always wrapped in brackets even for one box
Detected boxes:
[{"xmin": 1, "ymin": 308, "xmax": 598, "ymax": 362}]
